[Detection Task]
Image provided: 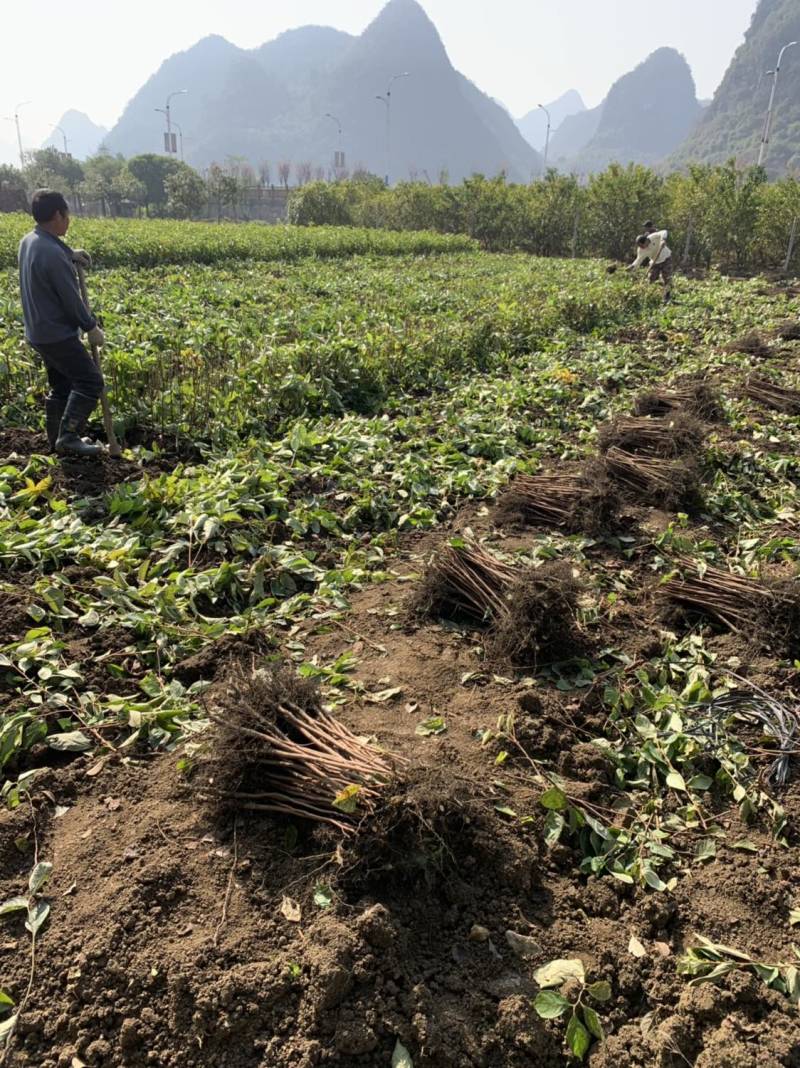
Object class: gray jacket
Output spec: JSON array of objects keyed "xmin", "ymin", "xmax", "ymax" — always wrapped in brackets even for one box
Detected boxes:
[{"xmin": 18, "ymin": 227, "xmax": 97, "ymax": 345}]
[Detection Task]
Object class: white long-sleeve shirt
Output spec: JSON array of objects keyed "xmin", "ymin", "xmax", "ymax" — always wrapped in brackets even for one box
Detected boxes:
[{"xmin": 630, "ymin": 229, "xmax": 671, "ymax": 268}]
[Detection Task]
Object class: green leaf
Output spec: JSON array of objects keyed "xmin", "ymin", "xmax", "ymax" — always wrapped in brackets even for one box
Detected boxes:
[
  {"xmin": 540, "ymin": 787, "xmax": 568, "ymax": 811},
  {"xmin": 586, "ymin": 980, "xmax": 611, "ymax": 1003},
  {"xmin": 313, "ymin": 887, "xmax": 333, "ymax": 909},
  {"xmin": 543, "ymin": 810, "xmax": 565, "ymax": 848},
  {"xmin": 665, "ymin": 771, "xmax": 686, "ymax": 792},
  {"xmin": 0, "ymin": 896, "xmax": 28, "ymax": 917},
  {"xmin": 534, "ymin": 958, "xmax": 586, "ymax": 989},
  {"xmin": 0, "ymin": 990, "xmax": 14, "ymax": 1012},
  {"xmin": 695, "ymin": 838, "xmax": 717, "ymax": 862},
  {"xmin": 643, "ymin": 868, "xmax": 667, "ymax": 892},
  {"xmin": 730, "ymin": 840, "xmax": 758, "ymax": 853},
  {"xmin": 582, "ymin": 1005, "xmax": 605, "ymax": 1041},
  {"xmin": 566, "ymin": 1013, "xmax": 591, "ymax": 1061},
  {"xmin": 47, "ymin": 731, "xmax": 92, "ymax": 752},
  {"xmin": 533, "ymin": 990, "xmax": 571, "ymax": 1019},
  {"xmin": 25, "ymin": 900, "xmax": 50, "ymax": 936},
  {"xmin": 415, "ymin": 716, "xmax": 446, "ymax": 736},
  {"xmin": 391, "ymin": 1038, "xmax": 414, "ymax": 1068},
  {"xmin": 28, "ymin": 861, "xmax": 52, "ymax": 895},
  {"xmin": 687, "ymin": 774, "xmax": 713, "ymax": 791}
]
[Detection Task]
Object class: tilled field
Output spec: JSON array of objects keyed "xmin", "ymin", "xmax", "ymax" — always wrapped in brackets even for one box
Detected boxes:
[{"xmin": 2, "ymin": 257, "xmax": 800, "ymax": 1067}]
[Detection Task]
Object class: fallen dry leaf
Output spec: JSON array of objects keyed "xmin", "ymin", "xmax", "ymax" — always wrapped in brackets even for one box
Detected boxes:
[{"xmin": 281, "ymin": 896, "xmax": 302, "ymax": 923}]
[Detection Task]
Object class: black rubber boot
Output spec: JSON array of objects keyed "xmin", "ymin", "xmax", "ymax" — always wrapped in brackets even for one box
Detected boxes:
[
  {"xmin": 45, "ymin": 395, "xmax": 67, "ymax": 452},
  {"xmin": 55, "ymin": 392, "xmax": 103, "ymax": 458}
]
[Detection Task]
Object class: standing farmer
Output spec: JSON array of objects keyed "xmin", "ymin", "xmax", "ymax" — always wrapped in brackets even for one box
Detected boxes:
[
  {"xmin": 627, "ymin": 228, "xmax": 674, "ymax": 303},
  {"xmin": 18, "ymin": 190, "xmax": 105, "ymax": 457}
]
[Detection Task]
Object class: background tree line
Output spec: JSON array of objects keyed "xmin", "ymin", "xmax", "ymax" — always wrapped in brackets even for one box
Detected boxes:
[
  {"xmin": 1, "ymin": 148, "xmax": 799, "ymax": 272},
  {"xmin": 288, "ymin": 163, "xmax": 800, "ymax": 272}
]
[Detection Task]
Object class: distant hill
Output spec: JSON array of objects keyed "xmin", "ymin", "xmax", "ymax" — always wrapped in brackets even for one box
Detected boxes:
[
  {"xmin": 104, "ymin": 0, "xmax": 540, "ymax": 183},
  {"xmin": 549, "ymin": 103, "xmax": 604, "ymax": 166},
  {"xmin": 41, "ymin": 110, "xmax": 108, "ymax": 159},
  {"xmin": 569, "ymin": 49, "xmax": 702, "ymax": 173},
  {"xmin": 672, "ymin": 0, "xmax": 800, "ymax": 175},
  {"xmin": 516, "ymin": 90, "xmax": 586, "ymax": 152}
]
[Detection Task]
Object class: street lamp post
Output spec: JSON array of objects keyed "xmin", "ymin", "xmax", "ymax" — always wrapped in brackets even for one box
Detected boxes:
[
  {"xmin": 51, "ymin": 124, "xmax": 69, "ymax": 155},
  {"xmin": 538, "ymin": 104, "xmax": 551, "ymax": 174},
  {"xmin": 11, "ymin": 101, "xmax": 30, "ymax": 168},
  {"xmin": 172, "ymin": 121, "xmax": 185, "ymax": 162},
  {"xmin": 376, "ymin": 72, "xmax": 410, "ymax": 186},
  {"xmin": 156, "ymin": 89, "xmax": 188, "ymax": 155},
  {"xmin": 758, "ymin": 41, "xmax": 798, "ymax": 168},
  {"xmin": 325, "ymin": 113, "xmax": 344, "ymax": 175}
]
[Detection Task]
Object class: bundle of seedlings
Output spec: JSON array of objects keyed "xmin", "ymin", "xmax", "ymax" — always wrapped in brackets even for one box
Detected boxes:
[
  {"xmin": 604, "ymin": 446, "xmax": 701, "ymax": 510},
  {"xmin": 495, "ymin": 466, "xmax": 620, "ymax": 535},
  {"xmin": 725, "ymin": 329, "xmax": 772, "ymax": 358},
  {"xmin": 415, "ymin": 541, "xmax": 582, "ymax": 669},
  {"xmin": 210, "ymin": 666, "xmax": 397, "ymax": 832},
  {"xmin": 661, "ymin": 560, "xmax": 800, "ymax": 656},
  {"xmin": 742, "ymin": 375, "xmax": 800, "ymax": 415},
  {"xmin": 634, "ymin": 380, "xmax": 723, "ymax": 422},
  {"xmin": 774, "ymin": 320, "xmax": 800, "ymax": 342},
  {"xmin": 597, "ymin": 413, "xmax": 705, "ymax": 458}
]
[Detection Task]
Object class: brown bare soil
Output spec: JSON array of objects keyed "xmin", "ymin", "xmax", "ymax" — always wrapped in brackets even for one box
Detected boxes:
[{"xmin": 3, "ymin": 530, "xmax": 800, "ymax": 1067}]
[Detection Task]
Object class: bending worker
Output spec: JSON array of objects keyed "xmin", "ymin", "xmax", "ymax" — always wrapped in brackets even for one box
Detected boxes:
[
  {"xmin": 18, "ymin": 189, "xmax": 105, "ymax": 457},
  {"xmin": 627, "ymin": 227, "xmax": 673, "ymax": 303}
]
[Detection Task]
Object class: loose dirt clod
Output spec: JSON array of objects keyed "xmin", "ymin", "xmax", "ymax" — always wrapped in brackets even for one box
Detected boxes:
[
  {"xmin": 605, "ymin": 447, "xmax": 702, "ymax": 510},
  {"xmin": 413, "ymin": 542, "xmax": 582, "ymax": 669},
  {"xmin": 495, "ymin": 466, "xmax": 620, "ymax": 534},
  {"xmin": 210, "ymin": 666, "xmax": 397, "ymax": 831},
  {"xmin": 742, "ymin": 375, "xmax": 800, "ymax": 415},
  {"xmin": 661, "ymin": 561, "xmax": 800, "ymax": 656},
  {"xmin": 598, "ymin": 413, "xmax": 705, "ymax": 458},
  {"xmin": 634, "ymin": 381, "xmax": 724, "ymax": 421}
]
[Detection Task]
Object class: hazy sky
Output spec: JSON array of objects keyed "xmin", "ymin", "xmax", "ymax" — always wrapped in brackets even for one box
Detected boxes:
[{"xmin": 1, "ymin": 0, "xmax": 759, "ymax": 162}]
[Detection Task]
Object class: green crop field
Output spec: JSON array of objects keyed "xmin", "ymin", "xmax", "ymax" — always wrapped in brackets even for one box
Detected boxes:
[{"xmin": 2, "ymin": 215, "xmax": 800, "ymax": 1066}]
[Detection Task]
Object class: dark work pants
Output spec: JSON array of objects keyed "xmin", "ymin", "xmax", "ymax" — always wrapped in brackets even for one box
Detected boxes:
[{"xmin": 31, "ymin": 335, "xmax": 104, "ymax": 403}]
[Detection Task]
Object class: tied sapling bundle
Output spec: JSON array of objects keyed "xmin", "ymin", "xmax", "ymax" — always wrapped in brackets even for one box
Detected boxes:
[
  {"xmin": 743, "ymin": 376, "xmax": 800, "ymax": 416},
  {"xmin": 597, "ymin": 414, "xmax": 705, "ymax": 459},
  {"xmin": 604, "ymin": 447, "xmax": 701, "ymax": 510},
  {"xmin": 774, "ymin": 320, "xmax": 800, "ymax": 342},
  {"xmin": 211, "ymin": 667, "xmax": 397, "ymax": 832},
  {"xmin": 725, "ymin": 330, "xmax": 772, "ymax": 358},
  {"xmin": 634, "ymin": 381, "xmax": 723, "ymax": 422},
  {"xmin": 661, "ymin": 560, "xmax": 800, "ymax": 657},
  {"xmin": 495, "ymin": 468, "xmax": 620, "ymax": 535},
  {"xmin": 414, "ymin": 540, "xmax": 582, "ymax": 669}
]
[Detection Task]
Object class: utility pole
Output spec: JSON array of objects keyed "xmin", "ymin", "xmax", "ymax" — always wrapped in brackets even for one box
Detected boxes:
[
  {"xmin": 156, "ymin": 89, "xmax": 187, "ymax": 155},
  {"xmin": 376, "ymin": 72, "xmax": 410, "ymax": 186},
  {"xmin": 758, "ymin": 41, "xmax": 797, "ymax": 168},
  {"xmin": 538, "ymin": 104, "xmax": 551, "ymax": 174},
  {"xmin": 51, "ymin": 124, "xmax": 69, "ymax": 155}
]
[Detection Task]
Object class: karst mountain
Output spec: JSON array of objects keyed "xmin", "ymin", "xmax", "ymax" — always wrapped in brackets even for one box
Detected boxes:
[{"xmin": 103, "ymin": 0, "xmax": 541, "ymax": 182}]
